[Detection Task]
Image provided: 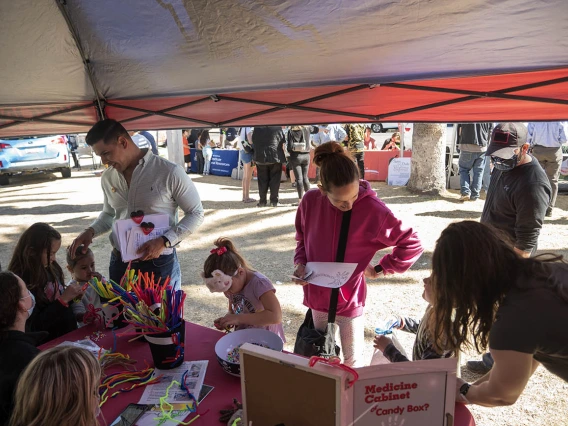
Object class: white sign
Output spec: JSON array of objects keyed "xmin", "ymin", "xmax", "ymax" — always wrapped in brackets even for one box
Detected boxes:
[
  {"xmin": 387, "ymin": 158, "xmax": 412, "ymax": 186},
  {"xmin": 353, "ymin": 371, "xmax": 449, "ymax": 426}
]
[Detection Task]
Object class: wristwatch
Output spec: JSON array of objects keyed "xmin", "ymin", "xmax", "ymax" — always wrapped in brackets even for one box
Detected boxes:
[
  {"xmin": 374, "ymin": 264, "xmax": 383, "ymax": 274},
  {"xmin": 161, "ymin": 236, "xmax": 172, "ymax": 248},
  {"xmin": 459, "ymin": 382, "xmax": 471, "ymax": 396}
]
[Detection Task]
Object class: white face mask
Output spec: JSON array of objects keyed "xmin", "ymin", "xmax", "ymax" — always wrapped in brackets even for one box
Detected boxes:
[{"xmin": 20, "ymin": 290, "xmax": 36, "ymax": 318}]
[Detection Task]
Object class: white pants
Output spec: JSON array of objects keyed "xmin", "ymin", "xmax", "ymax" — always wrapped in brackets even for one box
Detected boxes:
[{"xmin": 312, "ymin": 310, "xmax": 365, "ymax": 367}]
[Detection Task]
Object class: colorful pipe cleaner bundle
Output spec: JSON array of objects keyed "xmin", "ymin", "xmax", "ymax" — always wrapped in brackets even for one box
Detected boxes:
[
  {"xmin": 106, "ymin": 267, "xmax": 186, "ymax": 337},
  {"xmin": 98, "ymin": 365, "xmax": 161, "ymax": 406}
]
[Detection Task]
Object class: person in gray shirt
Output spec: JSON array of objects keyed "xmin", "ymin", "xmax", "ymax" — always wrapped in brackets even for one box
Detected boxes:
[{"xmin": 69, "ymin": 119, "xmax": 204, "ymax": 289}]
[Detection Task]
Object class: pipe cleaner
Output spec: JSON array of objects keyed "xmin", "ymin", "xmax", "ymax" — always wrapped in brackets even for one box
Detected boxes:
[
  {"xmin": 98, "ymin": 366, "xmax": 162, "ymax": 406},
  {"xmin": 153, "ymin": 379, "xmax": 210, "ymax": 425}
]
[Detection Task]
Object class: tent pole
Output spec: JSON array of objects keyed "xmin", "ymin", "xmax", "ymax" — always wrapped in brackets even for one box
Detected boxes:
[
  {"xmin": 383, "ymin": 76, "xmax": 568, "ymax": 107},
  {"xmin": 106, "ymin": 102, "xmax": 216, "ymax": 126},
  {"xmin": 0, "ymin": 103, "xmax": 95, "ymax": 131},
  {"xmin": 219, "ymin": 84, "xmax": 373, "ymax": 125},
  {"xmin": 120, "ymin": 97, "xmax": 211, "ymax": 124},
  {"xmin": 56, "ymin": 0, "xmax": 106, "ymax": 120}
]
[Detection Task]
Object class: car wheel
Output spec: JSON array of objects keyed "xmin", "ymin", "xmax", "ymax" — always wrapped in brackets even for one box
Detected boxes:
[
  {"xmin": 61, "ymin": 167, "xmax": 72, "ymax": 178},
  {"xmin": 0, "ymin": 175, "xmax": 9, "ymax": 186},
  {"xmin": 371, "ymin": 123, "xmax": 382, "ymax": 133}
]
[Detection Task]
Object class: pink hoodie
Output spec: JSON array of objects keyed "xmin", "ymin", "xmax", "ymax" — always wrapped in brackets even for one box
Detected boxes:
[{"xmin": 294, "ymin": 181, "xmax": 423, "ymax": 317}]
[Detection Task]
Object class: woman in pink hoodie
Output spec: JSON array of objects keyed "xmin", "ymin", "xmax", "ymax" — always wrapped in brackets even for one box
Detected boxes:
[{"xmin": 293, "ymin": 142, "xmax": 423, "ymax": 367}]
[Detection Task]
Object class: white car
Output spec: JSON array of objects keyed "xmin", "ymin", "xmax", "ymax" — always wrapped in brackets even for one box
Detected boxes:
[{"xmin": 0, "ymin": 135, "xmax": 71, "ymax": 185}]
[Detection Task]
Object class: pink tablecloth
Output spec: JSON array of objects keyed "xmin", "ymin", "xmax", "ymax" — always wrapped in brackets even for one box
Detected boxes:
[
  {"xmin": 40, "ymin": 322, "xmax": 240, "ymax": 425},
  {"xmin": 41, "ymin": 323, "xmax": 475, "ymax": 426}
]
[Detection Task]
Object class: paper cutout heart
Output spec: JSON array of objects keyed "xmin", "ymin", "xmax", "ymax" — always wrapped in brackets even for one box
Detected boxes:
[
  {"xmin": 140, "ymin": 222, "xmax": 155, "ymax": 235},
  {"xmin": 130, "ymin": 210, "xmax": 144, "ymax": 224}
]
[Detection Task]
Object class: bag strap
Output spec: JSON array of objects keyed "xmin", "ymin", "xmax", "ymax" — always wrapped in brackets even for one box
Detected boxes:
[{"xmin": 327, "ymin": 209, "xmax": 352, "ymax": 324}]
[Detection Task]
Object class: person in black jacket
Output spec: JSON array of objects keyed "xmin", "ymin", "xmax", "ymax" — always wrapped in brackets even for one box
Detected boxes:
[
  {"xmin": 467, "ymin": 123, "xmax": 551, "ymax": 374},
  {"xmin": 251, "ymin": 126, "xmax": 287, "ymax": 207},
  {"xmin": 0, "ymin": 271, "xmax": 47, "ymax": 425}
]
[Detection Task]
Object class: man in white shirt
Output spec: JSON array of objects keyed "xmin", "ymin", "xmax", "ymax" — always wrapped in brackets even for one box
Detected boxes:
[{"xmin": 70, "ymin": 119, "xmax": 204, "ymax": 289}]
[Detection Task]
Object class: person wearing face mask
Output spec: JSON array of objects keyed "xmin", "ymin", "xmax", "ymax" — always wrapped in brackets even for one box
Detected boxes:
[
  {"xmin": 292, "ymin": 142, "xmax": 423, "ymax": 367},
  {"xmin": 0, "ymin": 271, "xmax": 47, "ymax": 425},
  {"xmin": 466, "ymin": 123, "xmax": 552, "ymax": 375}
]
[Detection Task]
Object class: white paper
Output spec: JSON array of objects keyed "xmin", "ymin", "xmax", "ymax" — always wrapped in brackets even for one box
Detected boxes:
[
  {"xmin": 138, "ymin": 361, "xmax": 208, "ymax": 405},
  {"xmin": 303, "ymin": 262, "xmax": 358, "ymax": 288},
  {"xmin": 113, "ymin": 214, "xmax": 170, "ymax": 262},
  {"xmin": 123, "ymin": 226, "xmax": 173, "ymax": 262}
]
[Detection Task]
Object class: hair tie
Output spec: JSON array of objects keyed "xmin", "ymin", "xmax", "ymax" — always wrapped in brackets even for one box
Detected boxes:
[{"xmin": 210, "ymin": 247, "xmax": 227, "ymax": 256}]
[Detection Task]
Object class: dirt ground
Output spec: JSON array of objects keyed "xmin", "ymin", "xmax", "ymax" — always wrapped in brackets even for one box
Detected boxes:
[{"xmin": 1, "ymin": 163, "xmax": 567, "ymax": 426}]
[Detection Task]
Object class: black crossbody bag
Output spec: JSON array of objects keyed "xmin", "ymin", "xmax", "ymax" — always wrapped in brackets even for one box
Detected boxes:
[{"xmin": 293, "ymin": 209, "xmax": 351, "ymax": 358}]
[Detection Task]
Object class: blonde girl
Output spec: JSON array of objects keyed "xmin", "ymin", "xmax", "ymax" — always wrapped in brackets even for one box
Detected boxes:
[{"xmin": 9, "ymin": 345, "xmax": 101, "ymax": 426}]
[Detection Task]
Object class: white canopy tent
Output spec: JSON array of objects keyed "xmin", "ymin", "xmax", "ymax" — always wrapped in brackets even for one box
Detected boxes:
[{"xmin": 1, "ymin": 0, "xmax": 567, "ymax": 137}]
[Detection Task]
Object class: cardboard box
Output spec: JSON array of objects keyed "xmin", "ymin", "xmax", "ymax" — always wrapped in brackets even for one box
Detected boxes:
[{"xmin": 240, "ymin": 344, "xmax": 457, "ymax": 426}]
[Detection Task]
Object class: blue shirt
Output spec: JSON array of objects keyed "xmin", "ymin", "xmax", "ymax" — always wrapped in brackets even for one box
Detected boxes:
[
  {"xmin": 311, "ymin": 124, "xmax": 347, "ymax": 146},
  {"xmin": 527, "ymin": 122, "xmax": 567, "ymax": 148},
  {"xmin": 140, "ymin": 131, "xmax": 159, "ymax": 155}
]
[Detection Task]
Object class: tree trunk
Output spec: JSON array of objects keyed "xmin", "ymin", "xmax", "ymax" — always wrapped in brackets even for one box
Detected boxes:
[
  {"xmin": 407, "ymin": 123, "xmax": 446, "ymax": 195},
  {"xmin": 166, "ymin": 130, "xmax": 184, "ymax": 167}
]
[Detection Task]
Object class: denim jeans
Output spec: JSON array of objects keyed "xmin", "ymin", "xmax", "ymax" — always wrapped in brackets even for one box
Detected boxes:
[
  {"xmin": 109, "ymin": 249, "xmax": 181, "ymax": 290},
  {"xmin": 203, "ymin": 146, "xmax": 213, "ymax": 174},
  {"xmin": 459, "ymin": 151, "xmax": 486, "ymax": 199}
]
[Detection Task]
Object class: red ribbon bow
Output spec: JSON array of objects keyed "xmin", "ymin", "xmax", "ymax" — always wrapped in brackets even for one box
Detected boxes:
[
  {"xmin": 83, "ymin": 303, "xmax": 103, "ymax": 327},
  {"xmin": 309, "ymin": 356, "xmax": 359, "ymax": 388},
  {"xmin": 210, "ymin": 246, "xmax": 227, "ymax": 256}
]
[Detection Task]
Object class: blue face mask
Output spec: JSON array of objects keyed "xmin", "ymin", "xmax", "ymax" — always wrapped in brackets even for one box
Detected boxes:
[
  {"xmin": 491, "ymin": 154, "xmax": 518, "ymax": 172},
  {"xmin": 21, "ymin": 290, "xmax": 36, "ymax": 317}
]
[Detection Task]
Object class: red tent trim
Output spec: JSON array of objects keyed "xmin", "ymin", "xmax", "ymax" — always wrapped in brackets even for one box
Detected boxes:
[{"xmin": 1, "ymin": 67, "xmax": 567, "ymax": 137}]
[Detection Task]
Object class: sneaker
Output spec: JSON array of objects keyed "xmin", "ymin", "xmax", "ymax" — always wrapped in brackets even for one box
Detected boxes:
[
  {"xmin": 270, "ymin": 202, "xmax": 284, "ymax": 207},
  {"xmin": 459, "ymin": 195, "xmax": 470, "ymax": 201},
  {"xmin": 469, "ymin": 197, "xmax": 479, "ymax": 202},
  {"xmin": 545, "ymin": 207, "xmax": 553, "ymax": 217},
  {"xmin": 256, "ymin": 202, "xmax": 267, "ymax": 208},
  {"xmin": 466, "ymin": 360, "xmax": 492, "ymax": 374}
]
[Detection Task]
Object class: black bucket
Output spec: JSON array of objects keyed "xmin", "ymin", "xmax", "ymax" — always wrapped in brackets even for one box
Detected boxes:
[
  {"xmin": 100, "ymin": 298, "xmax": 128, "ymax": 329},
  {"xmin": 145, "ymin": 321, "xmax": 186, "ymax": 369}
]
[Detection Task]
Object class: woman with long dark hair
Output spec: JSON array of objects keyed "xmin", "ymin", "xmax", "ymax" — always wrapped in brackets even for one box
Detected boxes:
[{"xmin": 428, "ymin": 221, "xmax": 568, "ymax": 406}]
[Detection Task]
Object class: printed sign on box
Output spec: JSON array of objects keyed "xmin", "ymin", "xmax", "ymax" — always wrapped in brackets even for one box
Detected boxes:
[
  {"xmin": 353, "ymin": 372, "xmax": 448, "ymax": 425},
  {"xmin": 387, "ymin": 157, "xmax": 412, "ymax": 186}
]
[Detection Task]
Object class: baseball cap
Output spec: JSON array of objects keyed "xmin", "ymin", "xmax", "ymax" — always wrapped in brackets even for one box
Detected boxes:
[{"xmin": 486, "ymin": 123, "xmax": 528, "ymax": 159}]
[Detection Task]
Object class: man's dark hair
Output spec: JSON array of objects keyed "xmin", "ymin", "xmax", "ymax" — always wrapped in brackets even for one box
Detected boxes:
[{"xmin": 85, "ymin": 119, "xmax": 129, "ymax": 146}]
